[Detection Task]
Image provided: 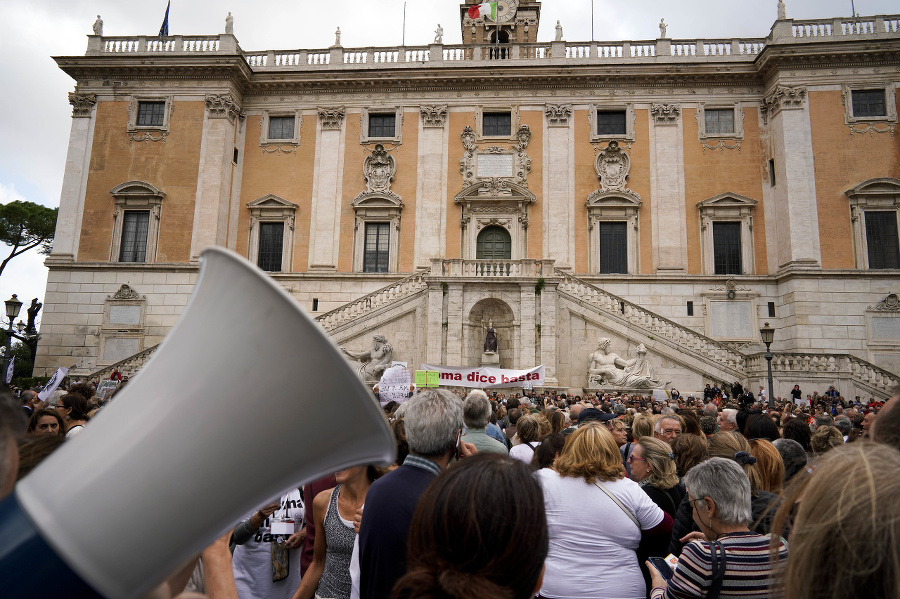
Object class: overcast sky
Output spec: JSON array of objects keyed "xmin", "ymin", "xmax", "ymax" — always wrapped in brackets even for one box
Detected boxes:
[{"xmin": 0, "ymin": 0, "xmax": 895, "ymax": 329}]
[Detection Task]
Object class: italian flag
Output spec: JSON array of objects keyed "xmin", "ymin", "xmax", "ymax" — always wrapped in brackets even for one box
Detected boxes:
[{"xmin": 468, "ymin": 2, "xmax": 497, "ymax": 20}]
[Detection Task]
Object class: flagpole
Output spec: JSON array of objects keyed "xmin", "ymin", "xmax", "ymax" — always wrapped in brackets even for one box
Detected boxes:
[
  {"xmin": 402, "ymin": 2, "xmax": 407, "ymax": 46},
  {"xmin": 591, "ymin": 0, "xmax": 595, "ymax": 42}
]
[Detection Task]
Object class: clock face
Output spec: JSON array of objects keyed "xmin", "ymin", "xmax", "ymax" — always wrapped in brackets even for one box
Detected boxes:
[{"xmin": 495, "ymin": 0, "xmax": 519, "ymax": 23}]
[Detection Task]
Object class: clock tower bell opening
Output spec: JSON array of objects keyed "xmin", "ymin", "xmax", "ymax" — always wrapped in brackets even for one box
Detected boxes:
[{"xmin": 460, "ymin": 0, "xmax": 542, "ymax": 45}]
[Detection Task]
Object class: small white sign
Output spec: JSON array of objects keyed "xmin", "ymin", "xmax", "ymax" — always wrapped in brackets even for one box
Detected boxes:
[{"xmin": 379, "ymin": 365, "xmax": 412, "ymax": 405}]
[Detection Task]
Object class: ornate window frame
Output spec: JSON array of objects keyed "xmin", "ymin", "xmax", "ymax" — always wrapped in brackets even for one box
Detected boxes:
[
  {"xmin": 109, "ymin": 181, "xmax": 165, "ymax": 263},
  {"xmin": 697, "ymin": 102, "xmax": 744, "ymax": 140},
  {"xmin": 455, "ymin": 180, "xmax": 536, "ymax": 261},
  {"xmin": 845, "ymin": 178, "xmax": 900, "ymax": 269},
  {"xmin": 586, "ymin": 192, "xmax": 642, "ymax": 274},
  {"xmin": 697, "ymin": 192, "xmax": 757, "ymax": 275},
  {"xmin": 360, "ymin": 107, "xmax": 404, "ymax": 144},
  {"xmin": 351, "ymin": 193, "xmax": 403, "ymax": 273},
  {"xmin": 588, "ymin": 103, "xmax": 635, "ymax": 142},
  {"xmin": 247, "ymin": 195, "xmax": 298, "ymax": 272},
  {"xmin": 259, "ymin": 109, "xmax": 302, "ymax": 150},
  {"xmin": 841, "ymin": 83, "xmax": 897, "ymax": 136},
  {"xmin": 127, "ymin": 96, "xmax": 173, "ymax": 133},
  {"xmin": 475, "ymin": 106, "xmax": 520, "ymax": 141}
]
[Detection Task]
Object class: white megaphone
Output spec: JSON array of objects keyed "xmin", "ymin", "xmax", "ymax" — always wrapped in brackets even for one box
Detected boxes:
[{"xmin": 0, "ymin": 247, "xmax": 396, "ymax": 598}]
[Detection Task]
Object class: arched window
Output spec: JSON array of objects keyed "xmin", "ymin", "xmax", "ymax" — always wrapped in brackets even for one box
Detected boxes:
[{"xmin": 476, "ymin": 226, "xmax": 512, "ymax": 260}]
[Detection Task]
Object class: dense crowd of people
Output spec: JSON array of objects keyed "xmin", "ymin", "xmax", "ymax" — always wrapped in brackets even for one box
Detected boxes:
[{"xmin": 1, "ymin": 377, "xmax": 899, "ymax": 599}]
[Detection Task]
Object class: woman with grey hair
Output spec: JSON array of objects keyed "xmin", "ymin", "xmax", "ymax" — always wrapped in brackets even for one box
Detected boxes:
[{"xmin": 647, "ymin": 458, "xmax": 788, "ymax": 599}]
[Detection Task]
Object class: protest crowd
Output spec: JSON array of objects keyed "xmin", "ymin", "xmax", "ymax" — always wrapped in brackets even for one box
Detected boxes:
[{"xmin": 2, "ymin": 375, "xmax": 899, "ymax": 599}]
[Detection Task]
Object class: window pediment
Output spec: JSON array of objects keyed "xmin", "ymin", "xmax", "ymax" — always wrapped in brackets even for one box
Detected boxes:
[
  {"xmin": 352, "ymin": 191, "xmax": 404, "ymax": 209},
  {"xmin": 109, "ymin": 181, "xmax": 166, "ymax": 201},
  {"xmin": 845, "ymin": 178, "xmax": 900, "ymax": 202},
  {"xmin": 586, "ymin": 190, "xmax": 642, "ymax": 208},
  {"xmin": 247, "ymin": 194, "xmax": 299, "ymax": 211},
  {"xmin": 697, "ymin": 192, "xmax": 757, "ymax": 211},
  {"xmin": 454, "ymin": 180, "xmax": 536, "ymax": 204}
]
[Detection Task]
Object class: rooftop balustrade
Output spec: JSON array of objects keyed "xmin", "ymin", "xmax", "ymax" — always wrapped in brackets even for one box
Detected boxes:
[{"xmin": 82, "ymin": 14, "xmax": 900, "ymax": 72}]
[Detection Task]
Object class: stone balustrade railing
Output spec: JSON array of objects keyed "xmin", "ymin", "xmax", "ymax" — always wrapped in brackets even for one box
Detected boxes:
[
  {"xmin": 315, "ymin": 271, "xmax": 428, "ymax": 333},
  {"xmin": 84, "ymin": 14, "xmax": 899, "ymax": 66},
  {"xmin": 433, "ymin": 259, "xmax": 555, "ymax": 278},
  {"xmin": 86, "ymin": 343, "xmax": 160, "ymax": 381},
  {"xmin": 745, "ymin": 353, "xmax": 898, "ymax": 396},
  {"xmin": 555, "ymin": 270, "xmax": 746, "ymax": 371}
]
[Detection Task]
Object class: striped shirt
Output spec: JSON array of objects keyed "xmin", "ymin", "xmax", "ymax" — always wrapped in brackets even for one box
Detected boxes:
[{"xmin": 652, "ymin": 531, "xmax": 788, "ymax": 599}]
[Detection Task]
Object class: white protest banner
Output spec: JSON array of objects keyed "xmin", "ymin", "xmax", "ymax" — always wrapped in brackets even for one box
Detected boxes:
[
  {"xmin": 378, "ymin": 365, "xmax": 412, "ymax": 405},
  {"xmin": 38, "ymin": 367, "xmax": 69, "ymax": 402},
  {"xmin": 5, "ymin": 357, "xmax": 14, "ymax": 384},
  {"xmin": 420, "ymin": 364, "xmax": 544, "ymax": 389}
]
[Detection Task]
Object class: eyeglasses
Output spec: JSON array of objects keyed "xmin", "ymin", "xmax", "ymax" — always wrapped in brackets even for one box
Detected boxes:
[
  {"xmin": 688, "ymin": 497, "xmax": 708, "ymax": 510},
  {"xmin": 627, "ymin": 455, "xmax": 646, "ymax": 463}
]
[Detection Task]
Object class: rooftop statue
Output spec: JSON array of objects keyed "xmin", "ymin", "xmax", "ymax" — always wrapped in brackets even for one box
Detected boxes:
[{"xmin": 93, "ymin": 15, "xmax": 103, "ymax": 36}]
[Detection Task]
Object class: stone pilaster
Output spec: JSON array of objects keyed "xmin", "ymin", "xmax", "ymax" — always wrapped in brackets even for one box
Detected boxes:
[
  {"xmin": 190, "ymin": 94, "xmax": 242, "ymax": 259},
  {"xmin": 414, "ymin": 106, "xmax": 449, "ymax": 267},
  {"xmin": 445, "ymin": 283, "xmax": 464, "ymax": 366},
  {"xmin": 763, "ymin": 86, "xmax": 821, "ymax": 270},
  {"xmin": 539, "ymin": 282, "xmax": 558, "ymax": 385},
  {"xmin": 48, "ymin": 93, "xmax": 98, "ymax": 262},
  {"xmin": 649, "ymin": 103, "xmax": 687, "ymax": 272},
  {"xmin": 308, "ymin": 107, "xmax": 346, "ymax": 270},
  {"xmin": 426, "ymin": 284, "xmax": 444, "ymax": 365},
  {"xmin": 543, "ymin": 104, "xmax": 575, "ymax": 267},
  {"xmin": 519, "ymin": 283, "xmax": 537, "ymax": 367}
]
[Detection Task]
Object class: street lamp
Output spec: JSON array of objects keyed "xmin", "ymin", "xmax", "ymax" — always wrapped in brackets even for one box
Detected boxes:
[
  {"xmin": 759, "ymin": 321, "xmax": 775, "ymax": 410},
  {"xmin": 4, "ymin": 294, "xmax": 23, "ymax": 383}
]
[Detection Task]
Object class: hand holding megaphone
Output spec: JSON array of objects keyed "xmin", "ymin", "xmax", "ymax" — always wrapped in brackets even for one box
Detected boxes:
[{"xmin": 0, "ymin": 248, "xmax": 395, "ymax": 598}]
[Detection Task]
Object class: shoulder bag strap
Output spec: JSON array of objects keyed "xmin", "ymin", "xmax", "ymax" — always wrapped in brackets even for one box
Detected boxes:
[
  {"xmin": 707, "ymin": 540, "xmax": 727, "ymax": 599},
  {"xmin": 593, "ymin": 481, "xmax": 641, "ymax": 530}
]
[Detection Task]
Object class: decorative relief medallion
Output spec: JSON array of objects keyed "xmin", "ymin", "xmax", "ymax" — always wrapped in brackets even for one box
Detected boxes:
[
  {"xmin": 761, "ymin": 86, "xmax": 807, "ymax": 123},
  {"xmin": 595, "ymin": 141, "xmax": 630, "ymax": 192},
  {"xmin": 109, "ymin": 284, "xmax": 144, "ymax": 301},
  {"xmin": 545, "ymin": 104, "xmax": 573, "ymax": 127},
  {"xmin": 420, "ymin": 105, "xmax": 448, "ymax": 127},
  {"xmin": 205, "ymin": 94, "xmax": 243, "ymax": 122},
  {"xmin": 650, "ymin": 103, "xmax": 680, "ymax": 125},
  {"xmin": 318, "ymin": 107, "xmax": 345, "ymax": 130},
  {"xmin": 871, "ymin": 294, "xmax": 900, "ymax": 311},
  {"xmin": 363, "ymin": 144, "xmax": 396, "ymax": 194},
  {"xmin": 68, "ymin": 92, "xmax": 97, "ymax": 118}
]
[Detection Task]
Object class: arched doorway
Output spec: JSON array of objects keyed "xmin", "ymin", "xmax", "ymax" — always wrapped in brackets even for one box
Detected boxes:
[{"xmin": 476, "ymin": 226, "xmax": 512, "ymax": 260}]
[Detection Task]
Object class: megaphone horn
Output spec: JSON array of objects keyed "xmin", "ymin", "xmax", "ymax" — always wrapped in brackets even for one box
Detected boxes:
[{"xmin": 0, "ymin": 247, "xmax": 396, "ymax": 598}]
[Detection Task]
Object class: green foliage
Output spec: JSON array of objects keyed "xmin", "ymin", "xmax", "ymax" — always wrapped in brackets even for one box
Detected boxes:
[
  {"xmin": 535, "ymin": 277, "xmax": 545, "ymax": 294},
  {"xmin": 0, "ymin": 337, "xmax": 35, "ymax": 382},
  {"xmin": 0, "ymin": 200, "xmax": 58, "ymax": 279}
]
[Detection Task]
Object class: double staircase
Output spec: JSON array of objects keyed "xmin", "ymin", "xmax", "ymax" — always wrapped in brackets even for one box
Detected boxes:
[{"xmin": 86, "ymin": 268, "xmax": 899, "ymax": 397}]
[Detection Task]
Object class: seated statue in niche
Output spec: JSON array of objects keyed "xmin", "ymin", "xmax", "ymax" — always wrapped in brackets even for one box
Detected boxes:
[
  {"xmin": 587, "ymin": 338, "xmax": 664, "ymax": 389},
  {"xmin": 341, "ymin": 334, "xmax": 393, "ymax": 383},
  {"xmin": 483, "ymin": 321, "xmax": 498, "ymax": 353}
]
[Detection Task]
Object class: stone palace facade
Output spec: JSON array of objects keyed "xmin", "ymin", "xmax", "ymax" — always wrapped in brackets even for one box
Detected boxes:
[{"xmin": 38, "ymin": 1, "xmax": 900, "ymax": 397}]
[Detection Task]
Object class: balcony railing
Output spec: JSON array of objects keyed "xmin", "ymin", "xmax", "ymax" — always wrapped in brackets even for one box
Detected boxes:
[{"xmin": 432, "ymin": 259, "xmax": 556, "ymax": 278}]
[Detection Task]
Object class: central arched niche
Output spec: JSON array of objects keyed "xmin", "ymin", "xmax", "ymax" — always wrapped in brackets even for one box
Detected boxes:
[{"xmin": 467, "ymin": 298, "xmax": 516, "ymax": 368}]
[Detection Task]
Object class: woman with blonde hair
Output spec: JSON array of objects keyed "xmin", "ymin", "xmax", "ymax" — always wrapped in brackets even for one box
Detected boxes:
[
  {"xmin": 772, "ymin": 442, "xmax": 900, "ymax": 599},
  {"xmin": 810, "ymin": 425, "xmax": 843, "ymax": 456},
  {"xmin": 536, "ymin": 423, "xmax": 672, "ymax": 599},
  {"xmin": 748, "ymin": 438, "xmax": 785, "ymax": 493}
]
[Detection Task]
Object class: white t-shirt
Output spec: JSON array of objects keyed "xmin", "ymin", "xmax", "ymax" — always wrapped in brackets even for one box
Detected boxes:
[
  {"xmin": 509, "ymin": 441, "xmax": 539, "ymax": 464},
  {"xmin": 232, "ymin": 489, "xmax": 304, "ymax": 599},
  {"xmin": 535, "ymin": 469, "xmax": 664, "ymax": 599}
]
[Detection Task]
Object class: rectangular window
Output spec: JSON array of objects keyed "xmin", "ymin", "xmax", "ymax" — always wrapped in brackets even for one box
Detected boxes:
[
  {"xmin": 257, "ymin": 222, "xmax": 284, "ymax": 272},
  {"xmin": 851, "ymin": 89, "xmax": 887, "ymax": 118},
  {"xmin": 268, "ymin": 116, "xmax": 295, "ymax": 140},
  {"xmin": 368, "ymin": 113, "xmax": 396, "ymax": 138},
  {"xmin": 233, "ymin": 148, "xmax": 239, "ymax": 164},
  {"xmin": 483, "ymin": 112, "xmax": 511, "ymax": 137},
  {"xmin": 598, "ymin": 222, "xmax": 628, "ymax": 274},
  {"xmin": 768, "ymin": 302, "xmax": 776, "ymax": 318},
  {"xmin": 312, "ymin": 298, "xmax": 319, "ymax": 312},
  {"xmin": 712, "ymin": 222, "xmax": 742, "ymax": 275},
  {"xmin": 865, "ymin": 211, "xmax": 900, "ymax": 269},
  {"xmin": 119, "ymin": 211, "xmax": 150, "ymax": 263},
  {"xmin": 363, "ymin": 223, "xmax": 390, "ymax": 273},
  {"xmin": 136, "ymin": 101, "xmax": 166, "ymax": 127},
  {"xmin": 687, "ymin": 301, "xmax": 694, "ymax": 316},
  {"xmin": 768, "ymin": 159, "xmax": 776, "ymax": 187},
  {"xmin": 596, "ymin": 111, "xmax": 627, "ymax": 136},
  {"xmin": 704, "ymin": 109, "xmax": 735, "ymax": 135}
]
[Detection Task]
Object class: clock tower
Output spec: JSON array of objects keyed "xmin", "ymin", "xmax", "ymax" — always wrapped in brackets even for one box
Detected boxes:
[{"xmin": 460, "ymin": 0, "xmax": 542, "ymax": 45}]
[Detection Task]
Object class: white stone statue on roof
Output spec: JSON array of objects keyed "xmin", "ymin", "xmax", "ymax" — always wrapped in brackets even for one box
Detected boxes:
[
  {"xmin": 93, "ymin": 15, "xmax": 103, "ymax": 36},
  {"xmin": 659, "ymin": 19, "xmax": 667, "ymax": 38},
  {"xmin": 225, "ymin": 12, "xmax": 233, "ymax": 34},
  {"xmin": 434, "ymin": 24, "xmax": 443, "ymax": 43}
]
